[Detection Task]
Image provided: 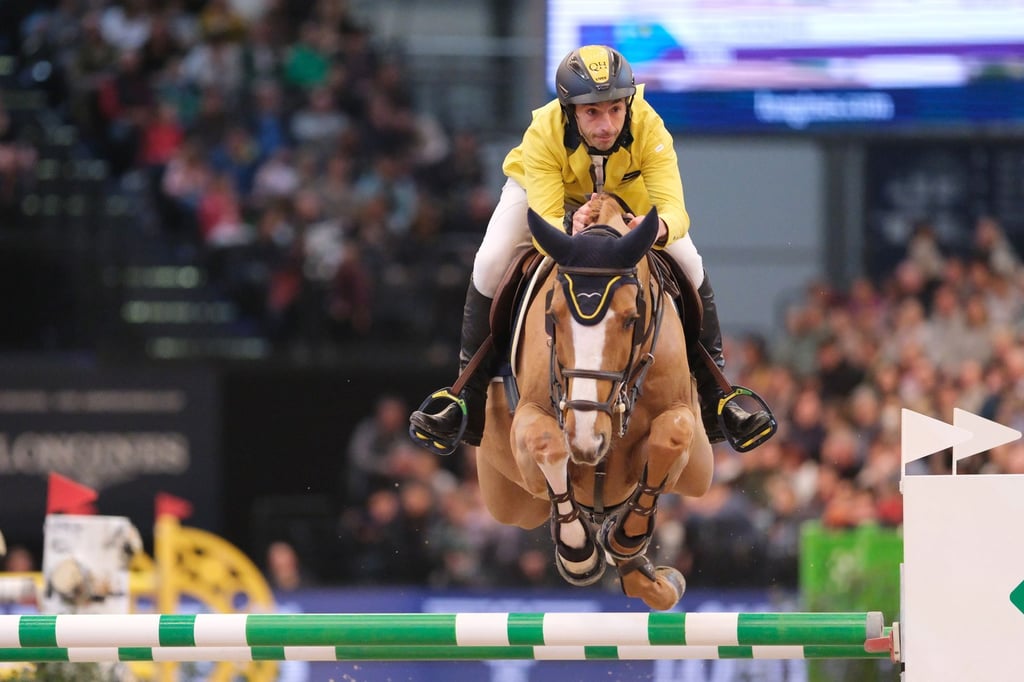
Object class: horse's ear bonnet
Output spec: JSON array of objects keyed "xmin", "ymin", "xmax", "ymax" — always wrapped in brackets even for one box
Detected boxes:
[{"xmin": 527, "ymin": 208, "xmax": 659, "ymax": 269}]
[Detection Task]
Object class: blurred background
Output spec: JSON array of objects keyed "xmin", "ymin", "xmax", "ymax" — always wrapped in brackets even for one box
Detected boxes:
[{"xmin": 0, "ymin": 1, "xmax": 1023, "ymax": 680}]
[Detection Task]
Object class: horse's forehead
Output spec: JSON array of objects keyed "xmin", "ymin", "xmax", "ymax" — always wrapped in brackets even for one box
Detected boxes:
[{"xmin": 557, "ymin": 272, "xmax": 634, "ymax": 326}]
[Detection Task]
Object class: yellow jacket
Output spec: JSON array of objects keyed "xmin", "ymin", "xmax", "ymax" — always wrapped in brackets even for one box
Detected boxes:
[{"xmin": 502, "ymin": 84, "xmax": 690, "ymax": 246}]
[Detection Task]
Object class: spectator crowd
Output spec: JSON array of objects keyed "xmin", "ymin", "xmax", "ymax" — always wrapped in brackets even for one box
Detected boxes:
[
  {"xmin": 2, "ymin": 1, "xmax": 1023, "ymax": 594},
  {"xmin": 5, "ymin": 0, "xmax": 490, "ymax": 353}
]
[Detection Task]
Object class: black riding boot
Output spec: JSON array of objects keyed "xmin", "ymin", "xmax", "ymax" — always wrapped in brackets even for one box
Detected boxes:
[
  {"xmin": 692, "ymin": 271, "xmax": 772, "ymax": 446},
  {"xmin": 410, "ymin": 281, "xmax": 495, "ymax": 448}
]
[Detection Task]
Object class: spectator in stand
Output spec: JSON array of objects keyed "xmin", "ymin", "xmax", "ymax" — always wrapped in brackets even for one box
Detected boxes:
[
  {"xmin": 179, "ymin": 25, "xmax": 245, "ymax": 109},
  {"xmin": 785, "ymin": 385, "xmax": 827, "ymax": 463},
  {"xmin": 982, "ymin": 268, "xmax": 1023, "ymax": 329},
  {"xmin": 251, "ymin": 145, "xmax": 300, "ymax": 210},
  {"xmin": 249, "ymin": 80, "xmax": 290, "ymax": 159},
  {"xmin": 33, "ymin": 0, "xmax": 81, "ymax": 70},
  {"xmin": 289, "ymin": 85, "xmax": 349, "ymax": 156},
  {"xmin": 344, "ymin": 394, "xmax": 412, "ymax": 506},
  {"xmin": 190, "ymin": 85, "xmax": 230, "ymax": 147},
  {"xmin": 312, "ymin": 152, "xmax": 356, "ymax": 221},
  {"xmin": 209, "ymin": 123, "xmax": 262, "ymax": 197},
  {"xmin": 359, "ymin": 60, "xmax": 418, "ymax": 157},
  {"xmin": 815, "ymin": 334, "xmax": 866, "ymax": 403},
  {"xmin": 956, "ymin": 293, "xmax": 996, "ymax": 366},
  {"xmin": 925, "ymin": 283, "xmax": 965, "ymax": 373},
  {"xmin": 342, "ymin": 487, "xmax": 403, "ymax": 583},
  {"xmin": 326, "ymin": 237, "xmax": 373, "ymax": 339},
  {"xmin": 972, "ymin": 214, "xmax": 1022, "ymax": 278},
  {"xmin": 888, "ymin": 259, "xmax": 931, "ymax": 310},
  {"xmin": 240, "ymin": 17, "xmax": 283, "ymax": 93},
  {"xmin": 820, "ymin": 477, "xmax": 878, "ymax": 529},
  {"xmin": 159, "ymin": 136, "xmax": 211, "ymax": 242},
  {"xmin": 198, "ymin": 0, "xmax": 248, "ymax": 43},
  {"xmin": 685, "ymin": 475, "xmax": 764, "ymax": 587},
  {"xmin": 759, "ymin": 473, "xmax": 807, "ymax": 585},
  {"xmin": 880, "ymin": 296, "xmax": 929, "ymax": 365},
  {"xmin": 345, "ymin": 479, "xmax": 440, "ymax": 586},
  {"xmin": 197, "ymin": 170, "xmax": 249, "ymax": 248},
  {"xmin": 819, "ymin": 422, "xmax": 864, "ymax": 480},
  {"xmin": 773, "ymin": 298, "xmax": 829, "ymax": 379},
  {"xmin": 139, "ymin": 99, "xmax": 185, "ymax": 172},
  {"xmin": 97, "ymin": 48, "xmax": 154, "ymax": 174},
  {"xmin": 139, "ymin": 12, "xmax": 184, "ymax": 77},
  {"xmin": 161, "ymin": 0, "xmax": 201, "ymax": 50},
  {"xmin": 335, "ymin": 21, "xmax": 378, "ymax": 107},
  {"xmin": 225, "ymin": 199, "xmax": 294, "ymax": 321},
  {"xmin": 352, "ymin": 153, "xmax": 418, "ymax": 238},
  {"xmin": 283, "ymin": 21, "xmax": 331, "ymax": 92},
  {"xmin": 0, "ymin": 103, "xmax": 37, "ymax": 223},
  {"xmin": 265, "ymin": 540, "xmax": 314, "ymax": 592},
  {"xmin": 66, "ymin": 11, "xmax": 120, "ymax": 148},
  {"xmin": 906, "ymin": 219, "xmax": 946, "ymax": 298},
  {"xmin": 100, "ymin": 0, "xmax": 152, "ymax": 54}
]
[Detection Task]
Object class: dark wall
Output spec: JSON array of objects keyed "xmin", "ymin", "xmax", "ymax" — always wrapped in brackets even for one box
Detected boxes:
[{"xmin": 220, "ymin": 358, "xmax": 452, "ymax": 566}]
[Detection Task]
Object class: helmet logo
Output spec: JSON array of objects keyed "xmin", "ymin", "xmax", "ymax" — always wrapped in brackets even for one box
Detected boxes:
[{"xmin": 578, "ymin": 45, "xmax": 611, "ymax": 85}]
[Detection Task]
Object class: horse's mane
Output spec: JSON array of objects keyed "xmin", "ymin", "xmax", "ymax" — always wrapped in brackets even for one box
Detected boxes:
[{"xmin": 586, "ymin": 193, "xmax": 630, "ymax": 233}]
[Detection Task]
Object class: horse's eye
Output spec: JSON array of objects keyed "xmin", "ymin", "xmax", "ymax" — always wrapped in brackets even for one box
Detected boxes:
[{"xmin": 624, "ymin": 315, "xmax": 639, "ymax": 330}]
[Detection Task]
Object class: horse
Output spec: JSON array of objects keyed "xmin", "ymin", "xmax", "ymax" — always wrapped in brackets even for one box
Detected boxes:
[{"xmin": 476, "ymin": 194, "xmax": 714, "ymax": 611}]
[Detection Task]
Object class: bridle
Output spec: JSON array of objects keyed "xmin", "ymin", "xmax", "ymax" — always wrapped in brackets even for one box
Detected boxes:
[{"xmin": 544, "ymin": 248, "xmax": 668, "ymax": 439}]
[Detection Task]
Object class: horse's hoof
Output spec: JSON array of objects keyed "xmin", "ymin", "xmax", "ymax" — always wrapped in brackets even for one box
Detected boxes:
[
  {"xmin": 597, "ymin": 512, "xmax": 651, "ymax": 561},
  {"xmin": 655, "ymin": 566, "xmax": 686, "ymax": 602},
  {"xmin": 619, "ymin": 563, "xmax": 686, "ymax": 611},
  {"xmin": 554, "ymin": 544, "xmax": 606, "ymax": 587}
]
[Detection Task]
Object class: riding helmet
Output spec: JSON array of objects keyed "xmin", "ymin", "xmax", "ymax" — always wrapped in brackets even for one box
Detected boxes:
[{"xmin": 555, "ymin": 45, "xmax": 636, "ymax": 106}]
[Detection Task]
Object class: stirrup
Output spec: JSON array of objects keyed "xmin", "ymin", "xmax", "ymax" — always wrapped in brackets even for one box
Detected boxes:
[
  {"xmin": 408, "ymin": 388, "xmax": 467, "ymax": 456},
  {"xmin": 712, "ymin": 385, "xmax": 778, "ymax": 453}
]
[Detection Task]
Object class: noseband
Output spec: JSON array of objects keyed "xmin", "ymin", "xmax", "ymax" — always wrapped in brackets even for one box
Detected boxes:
[{"xmin": 545, "ymin": 256, "xmax": 666, "ymax": 437}]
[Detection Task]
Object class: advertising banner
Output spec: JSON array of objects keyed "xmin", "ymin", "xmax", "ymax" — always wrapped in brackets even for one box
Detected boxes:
[{"xmin": 0, "ymin": 365, "xmax": 221, "ymax": 556}]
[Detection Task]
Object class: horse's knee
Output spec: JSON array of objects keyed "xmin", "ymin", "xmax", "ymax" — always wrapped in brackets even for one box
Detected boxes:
[
  {"xmin": 487, "ymin": 497, "xmax": 548, "ymax": 529},
  {"xmin": 516, "ymin": 427, "xmax": 564, "ymax": 462},
  {"xmin": 674, "ymin": 438, "xmax": 713, "ymax": 497},
  {"xmin": 647, "ymin": 410, "xmax": 695, "ymax": 464}
]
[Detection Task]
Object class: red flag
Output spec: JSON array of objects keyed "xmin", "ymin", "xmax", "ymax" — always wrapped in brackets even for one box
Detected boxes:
[
  {"xmin": 155, "ymin": 492, "xmax": 193, "ymax": 520},
  {"xmin": 46, "ymin": 473, "xmax": 98, "ymax": 515}
]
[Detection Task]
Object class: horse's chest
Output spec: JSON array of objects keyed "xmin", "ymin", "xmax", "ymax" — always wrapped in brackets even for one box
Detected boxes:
[{"xmin": 569, "ymin": 453, "xmax": 641, "ymax": 509}]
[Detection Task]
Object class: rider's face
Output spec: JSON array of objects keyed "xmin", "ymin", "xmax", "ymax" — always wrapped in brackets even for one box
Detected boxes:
[{"xmin": 573, "ymin": 99, "xmax": 627, "ymax": 152}]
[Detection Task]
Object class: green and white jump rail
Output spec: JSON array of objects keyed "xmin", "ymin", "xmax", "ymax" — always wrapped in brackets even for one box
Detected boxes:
[
  {"xmin": 0, "ymin": 612, "xmax": 883, "ymax": 649},
  {"xmin": 0, "ymin": 643, "xmax": 889, "ymax": 663}
]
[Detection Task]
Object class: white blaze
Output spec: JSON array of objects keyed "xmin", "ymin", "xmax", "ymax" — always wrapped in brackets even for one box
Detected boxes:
[{"xmin": 568, "ymin": 312, "xmax": 613, "ymax": 455}]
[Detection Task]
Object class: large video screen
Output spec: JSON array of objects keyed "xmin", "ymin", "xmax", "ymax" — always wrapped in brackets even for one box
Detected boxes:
[{"xmin": 548, "ymin": 1, "xmax": 1024, "ymax": 134}]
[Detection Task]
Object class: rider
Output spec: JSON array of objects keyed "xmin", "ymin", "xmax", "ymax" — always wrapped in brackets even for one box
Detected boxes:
[{"xmin": 410, "ymin": 44, "xmax": 772, "ymax": 452}]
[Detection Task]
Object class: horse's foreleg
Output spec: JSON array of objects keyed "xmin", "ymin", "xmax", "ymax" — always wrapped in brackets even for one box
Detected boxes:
[
  {"xmin": 603, "ymin": 406, "xmax": 695, "ymax": 610},
  {"xmin": 609, "ymin": 406, "xmax": 694, "ymax": 553},
  {"xmin": 512, "ymin": 403, "xmax": 604, "ymax": 586},
  {"xmin": 671, "ymin": 388, "xmax": 714, "ymax": 498}
]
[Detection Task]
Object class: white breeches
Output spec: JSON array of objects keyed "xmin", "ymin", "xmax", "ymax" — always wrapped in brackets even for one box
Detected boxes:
[{"xmin": 472, "ymin": 178, "xmax": 705, "ymax": 297}]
